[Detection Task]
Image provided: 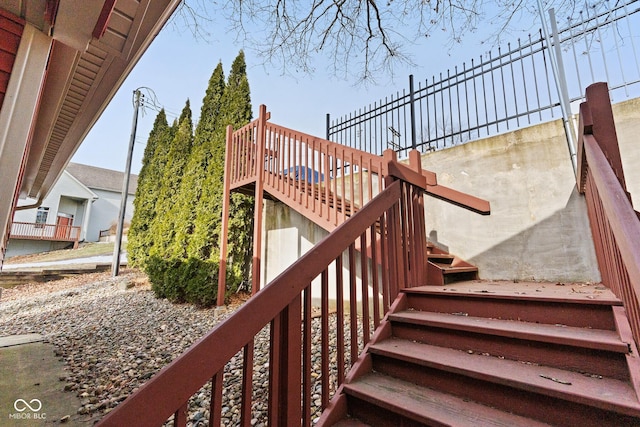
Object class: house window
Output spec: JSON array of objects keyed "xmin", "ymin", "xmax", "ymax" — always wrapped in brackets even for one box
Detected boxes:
[{"xmin": 35, "ymin": 207, "xmax": 49, "ymax": 226}]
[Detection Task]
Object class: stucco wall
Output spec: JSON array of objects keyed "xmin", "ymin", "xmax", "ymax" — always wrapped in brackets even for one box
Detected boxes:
[
  {"xmin": 261, "ymin": 97, "xmax": 638, "ymax": 285},
  {"xmin": 613, "ymin": 97, "xmax": 640, "ymax": 207},
  {"xmin": 262, "ymin": 199, "xmax": 377, "ymax": 310},
  {"xmin": 262, "ymin": 199, "xmax": 329, "ymax": 287},
  {"xmin": 419, "ymin": 119, "xmax": 599, "ymax": 282}
]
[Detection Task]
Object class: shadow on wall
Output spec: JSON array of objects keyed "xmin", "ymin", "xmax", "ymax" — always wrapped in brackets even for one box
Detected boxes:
[{"xmin": 461, "ymin": 188, "xmax": 601, "ymax": 283}]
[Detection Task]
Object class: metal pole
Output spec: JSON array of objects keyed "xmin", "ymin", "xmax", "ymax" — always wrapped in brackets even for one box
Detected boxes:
[
  {"xmin": 112, "ymin": 89, "xmax": 141, "ymax": 276},
  {"xmin": 537, "ymin": 2, "xmax": 578, "ymax": 175},
  {"xmin": 325, "ymin": 113, "xmax": 330, "ymax": 141},
  {"xmin": 549, "ymin": 8, "xmax": 578, "ymax": 174},
  {"xmin": 409, "ymin": 74, "xmax": 417, "ymax": 150}
]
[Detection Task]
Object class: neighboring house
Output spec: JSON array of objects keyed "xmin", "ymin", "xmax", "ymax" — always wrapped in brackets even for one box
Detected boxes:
[
  {"xmin": 65, "ymin": 163, "xmax": 138, "ymax": 242},
  {"xmin": 7, "ymin": 163, "xmax": 138, "ymax": 258}
]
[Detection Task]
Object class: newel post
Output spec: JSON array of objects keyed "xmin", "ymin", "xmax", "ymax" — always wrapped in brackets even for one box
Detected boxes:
[
  {"xmin": 409, "ymin": 150, "xmax": 428, "ymax": 287},
  {"xmin": 251, "ymin": 105, "xmax": 269, "ymax": 295},
  {"xmin": 218, "ymin": 125, "xmax": 234, "ymax": 306},
  {"xmin": 382, "ymin": 149, "xmax": 404, "ymax": 300},
  {"xmin": 584, "ymin": 83, "xmax": 629, "ymax": 198}
]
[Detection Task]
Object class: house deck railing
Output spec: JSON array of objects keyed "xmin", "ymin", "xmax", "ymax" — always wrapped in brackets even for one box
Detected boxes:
[
  {"xmin": 10, "ymin": 221, "xmax": 81, "ymax": 247},
  {"xmin": 577, "ymin": 82, "xmax": 640, "ymax": 347}
]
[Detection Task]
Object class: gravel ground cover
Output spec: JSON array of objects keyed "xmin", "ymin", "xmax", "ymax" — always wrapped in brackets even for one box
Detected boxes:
[{"xmin": 0, "ymin": 271, "xmax": 359, "ymax": 426}]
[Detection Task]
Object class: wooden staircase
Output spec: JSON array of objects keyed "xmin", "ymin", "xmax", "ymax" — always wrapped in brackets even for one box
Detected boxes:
[
  {"xmin": 426, "ymin": 243, "xmax": 478, "ymax": 286},
  {"xmin": 98, "ymin": 95, "xmax": 640, "ymax": 427},
  {"xmin": 324, "ymin": 282, "xmax": 640, "ymax": 426}
]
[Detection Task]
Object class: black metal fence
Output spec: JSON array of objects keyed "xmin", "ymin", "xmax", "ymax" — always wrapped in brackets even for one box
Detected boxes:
[{"xmin": 327, "ymin": 0, "xmax": 640, "ymax": 157}]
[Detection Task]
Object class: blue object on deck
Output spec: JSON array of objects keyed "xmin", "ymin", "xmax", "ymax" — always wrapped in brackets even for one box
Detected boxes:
[{"xmin": 283, "ymin": 166, "xmax": 324, "ymax": 183}]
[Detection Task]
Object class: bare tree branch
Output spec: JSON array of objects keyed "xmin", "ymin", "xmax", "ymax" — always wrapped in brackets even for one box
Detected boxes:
[{"xmin": 175, "ymin": 1, "xmax": 602, "ymax": 83}]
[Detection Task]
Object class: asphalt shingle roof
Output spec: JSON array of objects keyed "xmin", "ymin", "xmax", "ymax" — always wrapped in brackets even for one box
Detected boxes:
[{"xmin": 66, "ymin": 163, "xmax": 138, "ymax": 195}]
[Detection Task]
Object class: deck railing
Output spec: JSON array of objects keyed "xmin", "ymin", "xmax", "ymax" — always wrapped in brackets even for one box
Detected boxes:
[
  {"xmin": 10, "ymin": 221, "xmax": 80, "ymax": 246},
  {"xmin": 97, "ymin": 154, "xmax": 429, "ymax": 427},
  {"xmin": 228, "ymin": 105, "xmax": 397, "ymax": 232},
  {"xmin": 220, "ymin": 105, "xmax": 488, "ymax": 304},
  {"xmin": 577, "ymin": 82, "xmax": 640, "ymax": 347}
]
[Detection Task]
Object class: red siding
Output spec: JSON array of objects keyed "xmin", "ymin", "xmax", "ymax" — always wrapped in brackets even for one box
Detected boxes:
[{"xmin": 0, "ymin": 9, "xmax": 25, "ymax": 109}]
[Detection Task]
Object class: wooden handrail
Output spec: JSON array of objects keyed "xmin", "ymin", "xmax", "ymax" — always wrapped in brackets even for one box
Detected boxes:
[
  {"xmin": 97, "ymin": 180, "xmax": 406, "ymax": 427},
  {"xmin": 577, "ymin": 82, "xmax": 640, "ymax": 347},
  {"xmin": 580, "ymin": 135, "xmax": 640, "ymax": 346}
]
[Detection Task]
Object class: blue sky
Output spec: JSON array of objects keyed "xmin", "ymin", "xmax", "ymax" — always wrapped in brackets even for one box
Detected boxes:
[{"xmin": 70, "ymin": 4, "xmax": 552, "ymax": 175}]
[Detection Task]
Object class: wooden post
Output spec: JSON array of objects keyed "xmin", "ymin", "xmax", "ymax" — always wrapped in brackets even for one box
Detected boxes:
[
  {"xmin": 409, "ymin": 149, "xmax": 428, "ymax": 287},
  {"xmin": 217, "ymin": 125, "xmax": 234, "ymax": 306},
  {"xmin": 252, "ymin": 105, "xmax": 268, "ymax": 294},
  {"xmin": 382, "ymin": 149, "xmax": 405, "ymax": 298},
  {"xmin": 268, "ymin": 297, "xmax": 302, "ymax": 426},
  {"xmin": 585, "ymin": 83, "xmax": 628, "ymax": 195}
]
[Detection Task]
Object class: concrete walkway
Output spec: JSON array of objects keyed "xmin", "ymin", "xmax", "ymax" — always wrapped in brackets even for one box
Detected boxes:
[
  {"xmin": 2, "ymin": 254, "xmax": 127, "ymax": 271},
  {"xmin": 0, "ymin": 335, "xmax": 89, "ymax": 425}
]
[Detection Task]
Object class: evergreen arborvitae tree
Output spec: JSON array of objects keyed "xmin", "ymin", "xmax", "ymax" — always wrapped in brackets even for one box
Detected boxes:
[
  {"xmin": 148, "ymin": 100, "xmax": 194, "ymax": 261},
  {"xmin": 189, "ymin": 51, "xmax": 254, "ymax": 292},
  {"xmin": 221, "ymin": 51, "xmax": 254, "ymax": 288},
  {"xmin": 139, "ymin": 52, "xmax": 255, "ymax": 306},
  {"xmin": 127, "ymin": 109, "xmax": 172, "ymax": 267},
  {"xmin": 169, "ymin": 63, "xmax": 226, "ymax": 259}
]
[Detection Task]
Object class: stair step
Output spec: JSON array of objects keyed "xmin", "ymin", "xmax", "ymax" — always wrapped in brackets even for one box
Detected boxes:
[
  {"xmin": 426, "ymin": 253, "xmax": 455, "ymax": 262},
  {"xmin": 369, "ymin": 338, "xmax": 640, "ymax": 417},
  {"xmin": 436, "ymin": 265, "xmax": 478, "ymax": 274},
  {"xmin": 388, "ymin": 310, "xmax": 631, "ymax": 381},
  {"xmin": 427, "ymin": 263, "xmax": 478, "ymax": 286},
  {"xmin": 405, "ymin": 283, "xmax": 622, "ymax": 305},
  {"xmin": 403, "ymin": 285, "xmax": 621, "ymax": 330},
  {"xmin": 389, "ymin": 310, "xmax": 630, "ymax": 353},
  {"xmin": 343, "ymin": 372, "xmax": 552, "ymax": 427}
]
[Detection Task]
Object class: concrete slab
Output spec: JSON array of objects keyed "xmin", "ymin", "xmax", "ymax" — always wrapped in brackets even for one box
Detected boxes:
[
  {"xmin": 0, "ymin": 334, "xmax": 44, "ymax": 348},
  {"xmin": 0, "ymin": 342, "xmax": 88, "ymax": 426}
]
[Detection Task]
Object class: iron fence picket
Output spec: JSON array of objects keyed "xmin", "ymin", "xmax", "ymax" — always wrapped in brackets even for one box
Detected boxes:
[{"xmin": 327, "ymin": 0, "xmax": 640, "ymax": 157}]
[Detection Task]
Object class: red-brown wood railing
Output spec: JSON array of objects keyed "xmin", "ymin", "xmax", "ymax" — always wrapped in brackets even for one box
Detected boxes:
[
  {"xmin": 97, "ymin": 159, "xmax": 429, "ymax": 427},
  {"xmin": 220, "ymin": 104, "xmax": 488, "ymax": 303},
  {"xmin": 227, "ymin": 106, "xmax": 412, "ymax": 232},
  {"xmin": 10, "ymin": 221, "xmax": 81, "ymax": 244},
  {"xmin": 577, "ymin": 82, "xmax": 640, "ymax": 347},
  {"xmin": 220, "ymin": 105, "xmax": 440, "ymax": 303}
]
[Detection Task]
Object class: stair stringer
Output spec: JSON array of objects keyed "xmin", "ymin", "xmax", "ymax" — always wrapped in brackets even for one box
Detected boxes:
[
  {"xmin": 262, "ymin": 173, "xmax": 355, "ymax": 233},
  {"xmin": 613, "ymin": 305, "xmax": 640, "ymax": 400},
  {"xmin": 262, "ymin": 177, "xmax": 482, "ymax": 286},
  {"xmin": 315, "ymin": 293, "xmax": 409, "ymax": 426}
]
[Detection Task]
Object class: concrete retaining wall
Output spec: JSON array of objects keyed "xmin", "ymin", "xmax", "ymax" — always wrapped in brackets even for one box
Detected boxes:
[
  {"xmin": 261, "ymin": 97, "xmax": 639, "ymax": 286},
  {"xmin": 419, "ymin": 119, "xmax": 598, "ymax": 282}
]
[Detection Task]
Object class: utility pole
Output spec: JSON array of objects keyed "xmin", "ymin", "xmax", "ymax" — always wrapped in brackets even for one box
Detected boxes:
[{"xmin": 112, "ymin": 89, "xmax": 142, "ymax": 276}]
